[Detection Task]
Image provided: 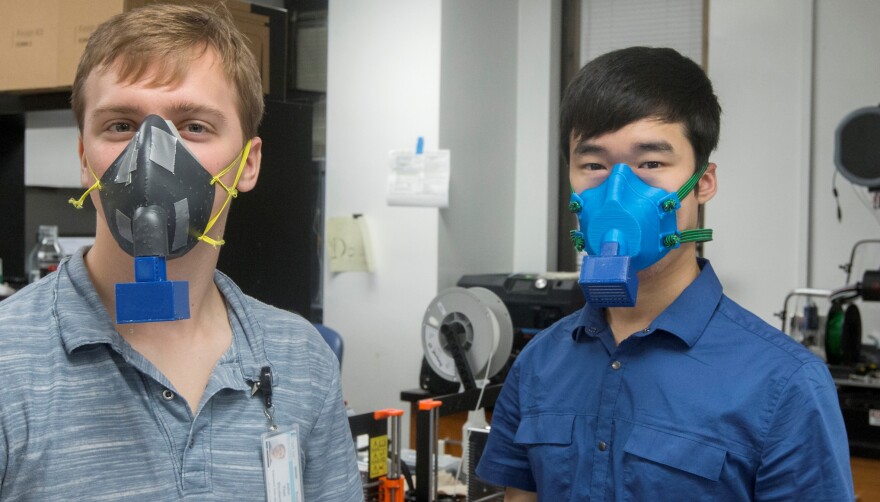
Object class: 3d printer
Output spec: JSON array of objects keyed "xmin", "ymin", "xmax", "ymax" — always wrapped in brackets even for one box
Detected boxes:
[
  {"xmin": 779, "ymin": 105, "xmax": 880, "ymax": 458},
  {"xmin": 418, "ymin": 273, "xmax": 584, "ymax": 395}
]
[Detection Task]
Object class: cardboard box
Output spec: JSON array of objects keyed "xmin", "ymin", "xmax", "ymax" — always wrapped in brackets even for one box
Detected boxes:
[
  {"xmin": 0, "ymin": 0, "xmax": 270, "ymax": 94},
  {"xmin": 0, "ymin": 0, "xmax": 124, "ymax": 92}
]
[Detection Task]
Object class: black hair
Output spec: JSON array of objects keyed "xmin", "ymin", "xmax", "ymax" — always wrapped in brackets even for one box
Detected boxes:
[{"xmin": 559, "ymin": 47, "xmax": 721, "ymax": 170}]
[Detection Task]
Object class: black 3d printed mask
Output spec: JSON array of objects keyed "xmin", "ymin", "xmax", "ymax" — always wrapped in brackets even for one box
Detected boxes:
[{"xmin": 71, "ymin": 114, "xmax": 252, "ymax": 259}]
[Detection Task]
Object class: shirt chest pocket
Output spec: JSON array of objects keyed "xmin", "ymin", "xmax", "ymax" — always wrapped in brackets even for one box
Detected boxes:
[
  {"xmin": 514, "ymin": 414, "xmax": 576, "ymax": 498},
  {"xmin": 622, "ymin": 425, "xmax": 727, "ymax": 501}
]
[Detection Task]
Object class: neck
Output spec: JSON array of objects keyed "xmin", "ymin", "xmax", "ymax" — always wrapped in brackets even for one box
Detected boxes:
[
  {"xmin": 605, "ymin": 246, "xmax": 700, "ymax": 345},
  {"xmin": 84, "ymin": 224, "xmax": 225, "ymax": 338},
  {"xmin": 84, "ymin": 227, "xmax": 234, "ymax": 413}
]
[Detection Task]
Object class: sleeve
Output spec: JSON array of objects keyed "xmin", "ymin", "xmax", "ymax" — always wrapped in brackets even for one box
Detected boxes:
[
  {"xmin": 1, "ymin": 420, "xmax": 6, "ymax": 492},
  {"xmin": 301, "ymin": 363, "xmax": 363, "ymax": 502},
  {"xmin": 474, "ymin": 359, "xmax": 536, "ymax": 492},
  {"xmin": 754, "ymin": 361, "xmax": 855, "ymax": 501}
]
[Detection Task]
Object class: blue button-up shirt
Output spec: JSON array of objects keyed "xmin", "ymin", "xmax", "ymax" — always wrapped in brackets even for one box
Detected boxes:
[{"xmin": 476, "ymin": 259, "xmax": 853, "ymax": 501}]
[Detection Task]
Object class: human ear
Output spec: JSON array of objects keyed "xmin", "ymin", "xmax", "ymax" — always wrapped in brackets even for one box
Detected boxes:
[
  {"xmin": 235, "ymin": 136, "xmax": 262, "ymax": 193},
  {"xmin": 77, "ymin": 135, "xmax": 91, "ymax": 188},
  {"xmin": 696, "ymin": 162, "xmax": 717, "ymax": 204}
]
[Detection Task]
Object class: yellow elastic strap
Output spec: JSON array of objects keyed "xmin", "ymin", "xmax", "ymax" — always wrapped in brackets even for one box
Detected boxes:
[
  {"xmin": 198, "ymin": 140, "xmax": 253, "ymax": 247},
  {"xmin": 68, "ymin": 161, "xmax": 103, "ymax": 209}
]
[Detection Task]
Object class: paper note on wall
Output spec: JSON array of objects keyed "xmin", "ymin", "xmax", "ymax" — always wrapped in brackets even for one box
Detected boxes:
[
  {"xmin": 386, "ymin": 150, "xmax": 451, "ymax": 207},
  {"xmin": 327, "ymin": 215, "xmax": 374, "ymax": 273}
]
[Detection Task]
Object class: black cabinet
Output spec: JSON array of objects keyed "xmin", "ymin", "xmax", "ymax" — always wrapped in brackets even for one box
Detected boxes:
[
  {"xmin": 218, "ymin": 100, "xmax": 319, "ymax": 319},
  {"xmin": 0, "ymin": 111, "xmax": 26, "ymax": 285}
]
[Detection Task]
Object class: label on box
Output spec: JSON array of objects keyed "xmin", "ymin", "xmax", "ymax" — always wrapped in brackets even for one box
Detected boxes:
[
  {"xmin": 870, "ymin": 409, "xmax": 880, "ymax": 427},
  {"xmin": 13, "ymin": 27, "xmax": 45, "ymax": 49}
]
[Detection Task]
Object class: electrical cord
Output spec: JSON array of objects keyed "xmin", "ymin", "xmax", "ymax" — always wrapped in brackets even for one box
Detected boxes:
[{"xmin": 832, "ymin": 170, "xmax": 843, "ymax": 222}]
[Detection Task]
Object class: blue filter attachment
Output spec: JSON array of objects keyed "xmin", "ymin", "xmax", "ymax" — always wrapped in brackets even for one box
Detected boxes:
[
  {"xmin": 115, "ymin": 256, "xmax": 190, "ymax": 323},
  {"xmin": 579, "ymin": 241, "xmax": 638, "ymax": 307}
]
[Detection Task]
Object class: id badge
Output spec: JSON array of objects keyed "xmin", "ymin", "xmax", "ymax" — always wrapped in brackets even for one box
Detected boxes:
[{"xmin": 262, "ymin": 425, "xmax": 304, "ymax": 502}]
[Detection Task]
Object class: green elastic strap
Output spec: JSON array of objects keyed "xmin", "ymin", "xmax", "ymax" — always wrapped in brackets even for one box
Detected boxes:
[
  {"xmin": 677, "ymin": 162, "xmax": 709, "ymax": 201},
  {"xmin": 663, "ymin": 228, "xmax": 713, "ymax": 248},
  {"xmin": 661, "ymin": 163, "xmax": 713, "ymax": 247}
]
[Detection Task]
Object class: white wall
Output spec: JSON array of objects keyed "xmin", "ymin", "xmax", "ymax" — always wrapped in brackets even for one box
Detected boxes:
[
  {"xmin": 809, "ymin": 0, "xmax": 880, "ymax": 341},
  {"xmin": 325, "ymin": 1, "xmax": 442, "ymax": 430},
  {"xmin": 326, "ymin": 1, "xmax": 561, "ymax": 444},
  {"xmin": 437, "ymin": 1, "xmax": 518, "ymax": 290},
  {"xmin": 706, "ymin": 0, "xmax": 813, "ymax": 324},
  {"xmin": 707, "ymin": 0, "xmax": 880, "ymax": 336},
  {"xmin": 24, "ymin": 110, "xmax": 80, "ymax": 188},
  {"xmin": 513, "ymin": 1, "xmax": 561, "ymax": 273}
]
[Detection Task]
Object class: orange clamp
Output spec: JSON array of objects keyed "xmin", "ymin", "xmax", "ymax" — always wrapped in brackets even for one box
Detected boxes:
[
  {"xmin": 417, "ymin": 399, "xmax": 442, "ymax": 411},
  {"xmin": 373, "ymin": 408, "xmax": 405, "ymax": 420},
  {"xmin": 379, "ymin": 476, "xmax": 405, "ymax": 502}
]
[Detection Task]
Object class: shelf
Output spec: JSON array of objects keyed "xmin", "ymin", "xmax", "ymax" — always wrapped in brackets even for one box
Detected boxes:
[{"xmin": 0, "ymin": 91, "xmax": 73, "ymax": 115}]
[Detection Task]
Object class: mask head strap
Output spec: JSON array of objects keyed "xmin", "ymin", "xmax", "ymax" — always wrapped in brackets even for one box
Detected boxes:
[
  {"xmin": 198, "ymin": 139, "xmax": 253, "ymax": 247},
  {"xmin": 666, "ymin": 162, "xmax": 713, "ymax": 247},
  {"xmin": 676, "ymin": 162, "xmax": 709, "ymax": 202},
  {"xmin": 68, "ymin": 160, "xmax": 103, "ymax": 209}
]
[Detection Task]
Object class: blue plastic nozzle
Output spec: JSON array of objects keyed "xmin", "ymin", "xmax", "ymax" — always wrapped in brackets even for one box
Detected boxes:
[
  {"xmin": 578, "ymin": 241, "xmax": 638, "ymax": 307},
  {"xmin": 115, "ymin": 256, "xmax": 190, "ymax": 323}
]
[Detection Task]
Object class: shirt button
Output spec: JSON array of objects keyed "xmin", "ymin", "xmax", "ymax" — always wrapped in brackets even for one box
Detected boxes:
[
  {"xmin": 611, "ymin": 360, "xmax": 621, "ymax": 370},
  {"xmin": 161, "ymin": 389, "xmax": 175, "ymax": 401},
  {"xmin": 598, "ymin": 441, "xmax": 607, "ymax": 451},
  {"xmin": 642, "ymin": 328, "xmax": 650, "ymax": 333}
]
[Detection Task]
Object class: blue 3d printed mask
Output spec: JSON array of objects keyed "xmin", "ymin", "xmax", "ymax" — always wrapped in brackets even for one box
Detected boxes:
[
  {"xmin": 568, "ymin": 163, "xmax": 712, "ymax": 307},
  {"xmin": 70, "ymin": 114, "xmax": 252, "ymax": 323}
]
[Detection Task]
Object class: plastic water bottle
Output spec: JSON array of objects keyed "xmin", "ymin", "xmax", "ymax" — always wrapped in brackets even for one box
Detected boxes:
[{"xmin": 27, "ymin": 225, "xmax": 64, "ymax": 283}]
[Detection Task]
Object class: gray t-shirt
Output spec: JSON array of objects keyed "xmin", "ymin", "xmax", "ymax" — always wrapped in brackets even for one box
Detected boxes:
[{"xmin": 0, "ymin": 248, "xmax": 363, "ymax": 501}]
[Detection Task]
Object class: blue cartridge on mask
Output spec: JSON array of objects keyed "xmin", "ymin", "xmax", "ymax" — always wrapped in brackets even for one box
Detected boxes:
[
  {"xmin": 578, "ymin": 239, "xmax": 639, "ymax": 307},
  {"xmin": 114, "ymin": 204, "xmax": 191, "ymax": 323},
  {"xmin": 116, "ymin": 255, "xmax": 190, "ymax": 323},
  {"xmin": 570, "ymin": 164, "xmax": 689, "ymax": 307}
]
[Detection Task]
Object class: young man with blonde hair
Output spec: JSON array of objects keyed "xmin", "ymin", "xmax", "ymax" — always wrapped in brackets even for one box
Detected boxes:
[{"xmin": 0, "ymin": 4, "xmax": 362, "ymax": 500}]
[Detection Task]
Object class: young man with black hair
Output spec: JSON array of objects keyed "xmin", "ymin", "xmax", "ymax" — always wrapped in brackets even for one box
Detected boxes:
[{"xmin": 476, "ymin": 47, "xmax": 853, "ymax": 501}]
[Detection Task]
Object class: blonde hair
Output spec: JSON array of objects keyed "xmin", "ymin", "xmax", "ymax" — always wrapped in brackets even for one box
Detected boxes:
[{"xmin": 71, "ymin": 2, "xmax": 264, "ymax": 138}]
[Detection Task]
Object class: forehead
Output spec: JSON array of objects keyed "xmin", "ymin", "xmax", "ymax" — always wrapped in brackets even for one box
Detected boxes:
[
  {"xmin": 571, "ymin": 119, "xmax": 690, "ymax": 151},
  {"xmin": 82, "ymin": 48, "xmax": 237, "ymax": 118}
]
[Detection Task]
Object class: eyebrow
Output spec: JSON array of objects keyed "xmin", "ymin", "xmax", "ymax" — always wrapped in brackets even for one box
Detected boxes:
[
  {"xmin": 90, "ymin": 102, "xmax": 228, "ymax": 125},
  {"xmin": 572, "ymin": 142, "xmax": 607, "ymax": 156},
  {"xmin": 572, "ymin": 140, "xmax": 676, "ymax": 156},
  {"xmin": 634, "ymin": 141, "xmax": 674, "ymax": 153}
]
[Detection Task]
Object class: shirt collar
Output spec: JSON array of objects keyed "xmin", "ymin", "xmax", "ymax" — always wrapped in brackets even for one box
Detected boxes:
[
  {"xmin": 56, "ymin": 247, "xmax": 125, "ymax": 354},
  {"xmin": 56, "ymin": 248, "xmax": 267, "ymax": 386},
  {"xmin": 651, "ymin": 258, "xmax": 723, "ymax": 347},
  {"xmin": 571, "ymin": 258, "xmax": 723, "ymax": 347}
]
